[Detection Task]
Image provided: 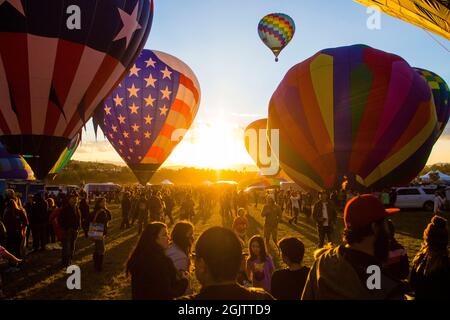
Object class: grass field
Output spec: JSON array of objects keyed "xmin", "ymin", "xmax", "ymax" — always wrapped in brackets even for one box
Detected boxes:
[{"xmin": 2, "ymin": 202, "xmax": 449, "ymax": 300}]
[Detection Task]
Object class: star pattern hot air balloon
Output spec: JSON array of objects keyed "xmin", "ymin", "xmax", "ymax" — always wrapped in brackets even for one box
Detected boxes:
[
  {"xmin": 0, "ymin": 0, "xmax": 154, "ymax": 179},
  {"xmin": 355, "ymin": 0, "xmax": 450, "ymax": 40},
  {"xmin": 414, "ymin": 68, "xmax": 450, "ymax": 139},
  {"xmin": 258, "ymin": 13, "xmax": 295, "ymax": 62},
  {"xmin": 268, "ymin": 44, "xmax": 438, "ymax": 192},
  {"xmin": 0, "ymin": 142, "xmax": 34, "ymax": 180},
  {"xmin": 94, "ymin": 50, "xmax": 201, "ymax": 185},
  {"xmin": 48, "ymin": 132, "xmax": 82, "ymax": 180}
]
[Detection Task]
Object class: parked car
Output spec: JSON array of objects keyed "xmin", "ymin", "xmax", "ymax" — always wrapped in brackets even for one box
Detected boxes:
[{"xmin": 394, "ymin": 186, "xmax": 442, "ymax": 211}]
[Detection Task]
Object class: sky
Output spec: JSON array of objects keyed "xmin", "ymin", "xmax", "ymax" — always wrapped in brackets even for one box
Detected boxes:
[{"xmin": 73, "ymin": 0, "xmax": 450, "ymax": 168}]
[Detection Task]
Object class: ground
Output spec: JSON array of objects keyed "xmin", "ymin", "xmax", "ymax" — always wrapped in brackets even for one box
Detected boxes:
[{"xmin": 2, "ymin": 202, "xmax": 448, "ymax": 300}]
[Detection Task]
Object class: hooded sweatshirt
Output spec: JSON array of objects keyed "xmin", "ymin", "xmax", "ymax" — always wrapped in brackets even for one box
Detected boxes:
[{"xmin": 302, "ymin": 245, "xmax": 407, "ymax": 300}]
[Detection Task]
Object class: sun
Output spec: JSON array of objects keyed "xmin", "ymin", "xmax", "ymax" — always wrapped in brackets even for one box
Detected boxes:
[{"xmin": 164, "ymin": 117, "xmax": 254, "ymax": 170}]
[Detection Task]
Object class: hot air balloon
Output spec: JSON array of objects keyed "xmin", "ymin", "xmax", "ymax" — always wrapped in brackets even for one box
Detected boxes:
[
  {"xmin": 268, "ymin": 44, "xmax": 438, "ymax": 192},
  {"xmin": 47, "ymin": 132, "xmax": 82, "ymax": 180},
  {"xmin": 244, "ymin": 118, "xmax": 280, "ymax": 176},
  {"xmin": 258, "ymin": 13, "xmax": 295, "ymax": 62},
  {"xmin": 0, "ymin": 0, "xmax": 154, "ymax": 179},
  {"xmin": 355, "ymin": 0, "xmax": 449, "ymax": 40},
  {"xmin": 94, "ymin": 49, "xmax": 201, "ymax": 185},
  {"xmin": 414, "ymin": 68, "xmax": 450, "ymax": 139},
  {"xmin": 0, "ymin": 143, "xmax": 34, "ymax": 180}
]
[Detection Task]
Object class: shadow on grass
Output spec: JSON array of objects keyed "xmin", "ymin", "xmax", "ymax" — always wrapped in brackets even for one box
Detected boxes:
[{"xmin": 4, "ymin": 225, "xmax": 139, "ymax": 300}]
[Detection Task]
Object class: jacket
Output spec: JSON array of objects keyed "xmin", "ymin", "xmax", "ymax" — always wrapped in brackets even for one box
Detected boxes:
[
  {"xmin": 302, "ymin": 245, "xmax": 407, "ymax": 300},
  {"xmin": 59, "ymin": 205, "xmax": 81, "ymax": 231},
  {"xmin": 312, "ymin": 201, "xmax": 337, "ymax": 227},
  {"xmin": 30, "ymin": 199, "xmax": 48, "ymax": 225}
]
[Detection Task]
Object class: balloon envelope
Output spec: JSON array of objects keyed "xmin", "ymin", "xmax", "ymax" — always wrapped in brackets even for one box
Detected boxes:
[
  {"xmin": 0, "ymin": 0, "xmax": 154, "ymax": 179},
  {"xmin": 268, "ymin": 44, "xmax": 438, "ymax": 191},
  {"xmin": 414, "ymin": 68, "xmax": 450, "ymax": 139},
  {"xmin": 258, "ymin": 13, "xmax": 295, "ymax": 61},
  {"xmin": 244, "ymin": 118, "xmax": 280, "ymax": 176},
  {"xmin": 94, "ymin": 50, "xmax": 201, "ymax": 185},
  {"xmin": 0, "ymin": 143, "xmax": 34, "ymax": 180},
  {"xmin": 48, "ymin": 132, "xmax": 82, "ymax": 179},
  {"xmin": 355, "ymin": 0, "xmax": 449, "ymax": 40}
]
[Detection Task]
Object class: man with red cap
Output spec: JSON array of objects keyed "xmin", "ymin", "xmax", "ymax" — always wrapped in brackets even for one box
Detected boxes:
[{"xmin": 302, "ymin": 194, "xmax": 408, "ymax": 300}]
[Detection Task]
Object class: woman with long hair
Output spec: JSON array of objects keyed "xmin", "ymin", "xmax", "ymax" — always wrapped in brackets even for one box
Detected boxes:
[
  {"xmin": 246, "ymin": 235, "xmax": 274, "ymax": 292},
  {"xmin": 409, "ymin": 215, "xmax": 450, "ymax": 300},
  {"xmin": 91, "ymin": 197, "xmax": 111, "ymax": 272},
  {"xmin": 166, "ymin": 221, "xmax": 194, "ymax": 294},
  {"xmin": 126, "ymin": 222, "xmax": 188, "ymax": 300}
]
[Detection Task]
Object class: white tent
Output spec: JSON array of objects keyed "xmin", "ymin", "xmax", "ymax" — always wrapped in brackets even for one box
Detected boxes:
[
  {"xmin": 160, "ymin": 179, "xmax": 174, "ymax": 185},
  {"xmin": 420, "ymin": 170, "xmax": 450, "ymax": 183}
]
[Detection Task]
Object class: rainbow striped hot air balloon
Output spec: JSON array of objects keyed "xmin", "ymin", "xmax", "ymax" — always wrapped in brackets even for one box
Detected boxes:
[
  {"xmin": 414, "ymin": 68, "xmax": 450, "ymax": 140},
  {"xmin": 268, "ymin": 44, "xmax": 438, "ymax": 192},
  {"xmin": 258, "ymin": 13, "xmax": 295, "ymax": 62}
]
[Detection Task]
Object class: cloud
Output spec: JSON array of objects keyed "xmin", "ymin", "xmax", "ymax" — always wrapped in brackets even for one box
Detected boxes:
[
  {"xmin": 72, "ymin": 140, "xmax": 125, "ymax": 165},
  {"xmin": 75, "ymin": 140, "xmax": 114, "ymax": 154}
]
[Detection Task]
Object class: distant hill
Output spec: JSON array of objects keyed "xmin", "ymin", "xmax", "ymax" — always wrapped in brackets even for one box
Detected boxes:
[{"xmin": 50, "ymin": 160, "xmax": 260, "ymax": 185}]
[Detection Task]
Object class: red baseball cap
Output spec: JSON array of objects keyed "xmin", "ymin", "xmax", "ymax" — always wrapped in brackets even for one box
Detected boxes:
[{"xmin": 344, "ymin": 194, "xmax": 400, "ymax": 229}]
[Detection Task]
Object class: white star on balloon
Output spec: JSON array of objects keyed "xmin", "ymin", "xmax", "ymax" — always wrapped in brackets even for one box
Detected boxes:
[
  {"xmin": 144, "ymin": 94, "xmax": 155, "ymax": 107},
  {"xmin": 127, "ymin": 84, "xmax": 140, "ymax": 98},
  {"xmin": 129, "ymin": 103, "xmax": 140, "ymax": 114},
  {"xmin": 0, "ymin": 0, "xmax": 25, "ymax": 15},
  {"xmin": 104, "ymin": 105, "xmax": 112, "ymax": 115},
  {"xmin": 160, "ymin": 86, "xmax": 172, "ymax": 100},
  {"xmin": 113, "ymin": 3, "xmax": 142, "ymax": 48},
  {"xmin": 113, "ymin": 94, "xmax": 124, "ymax": 107},
  {"xmin": 118, "ymin": 114, "xmax": 126, "ymax": 124},
  {"xmin": 131, "ymin": 123, "xmax": 140, "ymax": 132},
  {"xmin": 161, "ymin": 67, "xmax": 172, "ymax": 80},
  {"xmin": 144, "ymin": 114, "xmax": 153, "ymax": 124},
  {"xmin": 159, "ymin": 105, "xmax": 168, "ymax": 116},
  {"xmin": 144, "ymin": 74, "xmax": 157, "ymax": 88},
  {"xmin": 129, "ymin": 64, "xmax": 141, "ymax": 77},
  {"xmin": 145, "ymin": 57, "xmax": 156, "ymax": 68}
]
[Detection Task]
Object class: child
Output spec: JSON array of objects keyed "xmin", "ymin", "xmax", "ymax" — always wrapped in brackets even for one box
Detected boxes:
[
  {"xmin": 246, "ymin": 235, "xmax": 274, "ymax": 292},
  {"xmin": 232, "ymin": 208, "xmax": 248, "ymax": 243},
  {"xmin": 0, "ymin": 245, "xmax": 22, "ymax": 298}
]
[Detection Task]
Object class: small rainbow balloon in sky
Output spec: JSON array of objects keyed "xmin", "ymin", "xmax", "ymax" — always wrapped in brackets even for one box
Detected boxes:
[{"xmin": 258, "ymin": 13, "xmax": 296, "ymax": 62}]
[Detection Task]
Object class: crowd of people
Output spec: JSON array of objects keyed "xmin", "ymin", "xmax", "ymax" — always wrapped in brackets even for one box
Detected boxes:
[
  {"xmin": 124, "ymin": 186, "xmax": 450, "ymax": 300},
  {"xmin": 0, "ymin": 184, "xmax": 449, "ymax": 300}
]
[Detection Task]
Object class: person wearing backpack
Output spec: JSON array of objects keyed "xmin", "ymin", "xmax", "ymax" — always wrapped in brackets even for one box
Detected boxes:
[{"xmin": 90, "ymin": 197, "xmax": 112, "ymax": 272}]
